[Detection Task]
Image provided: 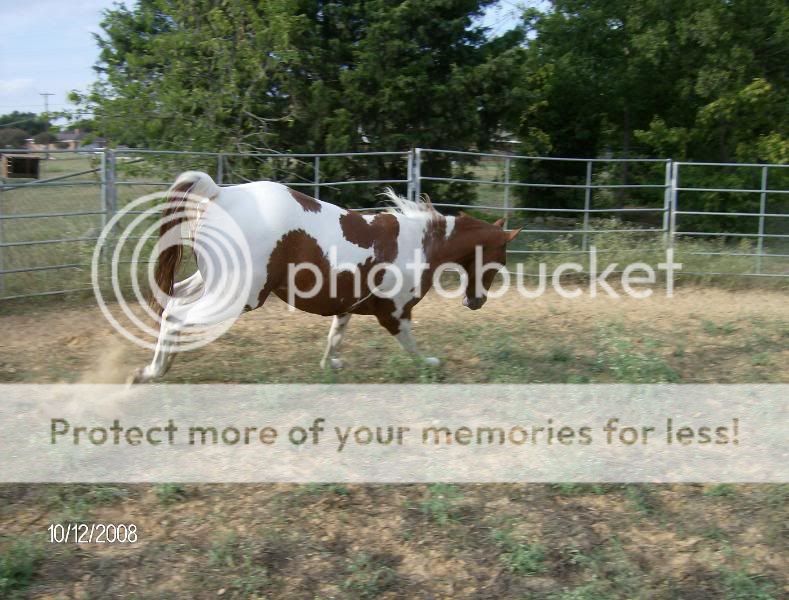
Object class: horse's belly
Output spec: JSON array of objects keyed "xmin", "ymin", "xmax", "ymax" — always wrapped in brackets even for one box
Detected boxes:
[{"xmin": 271, "ymin": 287, "xmax": 366, "ymax": 316}]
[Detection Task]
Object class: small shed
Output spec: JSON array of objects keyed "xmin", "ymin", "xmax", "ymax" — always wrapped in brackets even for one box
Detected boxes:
[{"xmin": 1, "ymin": 154, "xmax": 41, "ymax": 179}]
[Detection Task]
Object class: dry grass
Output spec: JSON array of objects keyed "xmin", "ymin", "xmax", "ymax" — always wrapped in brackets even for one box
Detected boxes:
[
  {"xmin": 1, "ymin": 286, "xmax": 787, "ymax": 384},
  {"xmin": 0, "ymin": 288, "xmax": 787, "ymax": 598}
]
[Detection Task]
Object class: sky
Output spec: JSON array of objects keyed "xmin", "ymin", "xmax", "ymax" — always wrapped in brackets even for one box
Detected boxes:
[{"xmin": 0, "ymin": 0, "xmax": 525, "ymax": 118}]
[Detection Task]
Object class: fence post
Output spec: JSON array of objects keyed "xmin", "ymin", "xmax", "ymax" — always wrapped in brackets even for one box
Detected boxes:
[
  {"xmin": 503, "ymin": 157, "xmax": 511, "ymax": 230},
  {"xmin": 756, "ymin": 165, "xmax": 768, "ymax": 274},
  {"xmin": 0, "ymin": 179, "xmax": 4, "ymax": 297},
  {"xmin": 105, "ymin": 149, "xmax": 117, "ymax": 224},
  {"xmin": 414, "ymin": 148, "xmax": 422, "ymax": 201},
  {"xmin": 581, "ymin": 160, "xmax": 592, "ymax": 252},
  {"xmin": 98, "ymin": 149, "xmax": 116, "ymax": 278},
  {"xmin": 216, "ymin": 152, "xmax": 224, "ymax": 185},
  {"xmin": 662, "ymin": 159, "xmax": 672, "ymax": 248},
  {"xmin": 406, "ymin": 149, "xmax": 414, "ymax": 201},
  {"xmin": 100, "ymin": 150, "xmax": 108, "ymax": 231},
  {"xmin": 313, "ymin": 156, "xmax": 320, "ymax": 200},
  {"xmin": 668, "ymin": 161, "xmax": 679, "ymax": 249}
]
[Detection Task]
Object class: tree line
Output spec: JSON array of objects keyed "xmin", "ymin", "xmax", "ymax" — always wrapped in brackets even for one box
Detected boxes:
[{"xmin": 57, "ymin": 0, "xmax": 789, "ymax": 210}]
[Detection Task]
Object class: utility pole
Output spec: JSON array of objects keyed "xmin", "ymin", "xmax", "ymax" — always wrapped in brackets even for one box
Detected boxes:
[{"xmin": 40, "ymin": 92, "xmax": 54, "ymax": 160}]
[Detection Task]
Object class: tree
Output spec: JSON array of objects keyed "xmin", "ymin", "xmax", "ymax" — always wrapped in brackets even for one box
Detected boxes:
[
  {"xmin": 508, "ymin": 0, "xmax": 789, "ymax": 214},
  {"xmin": 0, "ymin": 127, "xmax": 29, "ymax": 149},
  {"xmin": 0, "ymin": 112, "xmax": 47, "ymax": 136},
  {"xmin": 74, "ymin": 0, "xmax": 522, "ymax": 205},
  {"xmin": 515, "ymin": 0, "xmax": 789, "ymax": 164}
]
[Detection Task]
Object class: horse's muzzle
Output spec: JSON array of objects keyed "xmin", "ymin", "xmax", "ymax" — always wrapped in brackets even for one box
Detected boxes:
[{"xmin": 463, "ymin": 296, "xmax": 486, "ymax": 310}]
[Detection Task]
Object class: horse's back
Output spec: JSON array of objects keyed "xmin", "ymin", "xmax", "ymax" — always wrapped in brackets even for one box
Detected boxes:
[{"xmin": 216, "ymin": 180, "xmax": 344, "ymax": 230}]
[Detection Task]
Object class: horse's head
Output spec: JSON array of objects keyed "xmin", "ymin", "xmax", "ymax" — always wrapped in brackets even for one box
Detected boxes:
[{"xmin": 456, "ymin": 215, "xmax": 521, "ymax": 310}]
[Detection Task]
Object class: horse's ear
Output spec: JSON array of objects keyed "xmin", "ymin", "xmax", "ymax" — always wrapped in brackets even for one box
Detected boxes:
[
  {"xmin": 506, "ymin": 227, "xmax": 522, "ymax": 242},
  {"xmin": 458, "ymin": 211, "xmax": 468, "ymax": 218},
  {"xmin": 493, "ymin": 218, "xmax": 505, "ymax": 228}
]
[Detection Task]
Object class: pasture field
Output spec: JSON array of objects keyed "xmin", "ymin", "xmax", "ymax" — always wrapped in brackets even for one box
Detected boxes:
[{"xmin": 0, "ymin": 288, "xmax": 787, "ymax": 598}]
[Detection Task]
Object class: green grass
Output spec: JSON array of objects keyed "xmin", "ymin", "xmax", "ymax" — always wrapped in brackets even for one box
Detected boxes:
[
  {"xmin": 208, "ymin": 532, "xmax": 240, "ymax": 568},
  {"xmin": 704, "ymin": 484, "xmax": 737, "ymax": 498},
  {"xmin": 551, "ymin": 483, "xmax": 607, "ymax": 496},
  {"xmin": 504, "ymin": 218, "xmax": 789, "ymax": 286},
  {"xmin": 720, "ymin": 568, "xmax": 777, "ymax": 600},
  {"xmin": 343, "ymin": 553, "xmax": 398, "ymax": 599},
  {"xmin": 0, "ymin": 537, "xmax": 42, "ymax": 597},
  {"xmin": 702, "ymin": 320, "xmax": 739, "ymax": 336},
  {"xmin": 553, "ymin": 538, "xmax": 643, "ymax": 599},
  {"xmin": 44, "ymin": 484, "xmax": 129, "ymax": 521},
  {"xmin": 206, "ymin": 532, "xmax": 271, "ymax": 595},
  {"xmin": 595, "ymin": 324, "xmax": 679, "ymax": 383},
  {"xmin": 623, "ymin": 484, "xmax": 660, "ymax": 515},
  {"xmin": 154, "ymin": 483, "xmax": 187, "ymax": 504},
  {"xmin": 418, "ymin": 483, "xmax": 463, "ymax": 525},
  {"xmin": 491, "ymin": 529, "xmax": 546, "ymax": 575}
]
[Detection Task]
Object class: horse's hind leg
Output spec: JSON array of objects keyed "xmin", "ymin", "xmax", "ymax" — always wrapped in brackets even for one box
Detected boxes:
[
  {"xmin": 320, "ymin": 313, "xmax": 351, "ymax": 369},
  {"xmin": 130, "ymin": 273, "xmax": 223, "ymax": 383}
]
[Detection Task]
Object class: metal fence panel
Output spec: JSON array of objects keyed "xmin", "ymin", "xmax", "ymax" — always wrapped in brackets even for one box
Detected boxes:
[{"xmin": 0, "ymin": 147, "xmax": 787, "ymax": 301}]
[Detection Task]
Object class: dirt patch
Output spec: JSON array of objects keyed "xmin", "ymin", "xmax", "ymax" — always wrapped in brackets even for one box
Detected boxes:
[{"xmin": 1, "ymin": 287, "xmax": 787, "ymax": 383}]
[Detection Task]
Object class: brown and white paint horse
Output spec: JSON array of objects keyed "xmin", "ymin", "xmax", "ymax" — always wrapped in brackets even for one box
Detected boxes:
[{"xmin": 131, "ymin": 171, "xmax": 520, "ymax": 382}]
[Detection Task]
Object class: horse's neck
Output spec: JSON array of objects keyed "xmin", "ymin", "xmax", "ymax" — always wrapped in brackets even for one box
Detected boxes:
[{"xmin": 424, "ymin": 216, "xmax": 494, "ymax": 266}]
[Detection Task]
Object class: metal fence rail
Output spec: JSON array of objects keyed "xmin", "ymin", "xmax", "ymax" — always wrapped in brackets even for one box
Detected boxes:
[{"xmin": 0, "ymin": 147, "xmax": 787, "ymax": 300}]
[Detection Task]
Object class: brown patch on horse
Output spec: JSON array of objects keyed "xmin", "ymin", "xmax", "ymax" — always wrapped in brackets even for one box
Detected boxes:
[
  {"xmin": 260, "ymin": 229, "xmax": 382, "ymax": 316},
  {"xmin": 288, "ymin": 188, "xmax": 322, "ymax": 213},
  {"xmin": 369, "ymin": 296, "xmax": 420, "ymax": 334},
  {"xmin": 339, "ymin": 211, "xmax": 399, "ymax": 262},
  {"xmin": 421, "ymin": 217, "xmax": 448, "ymax": 262}
]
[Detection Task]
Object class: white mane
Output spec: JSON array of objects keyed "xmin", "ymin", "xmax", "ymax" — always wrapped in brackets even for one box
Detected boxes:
[{"xmin": 380, "ymin": 187, "xmax": 440, "ymax": 219}]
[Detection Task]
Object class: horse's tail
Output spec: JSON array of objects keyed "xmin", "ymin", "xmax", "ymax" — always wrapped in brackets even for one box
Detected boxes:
[{"xmin": 151, "ymin": 171, "xmax": 221, "ymax": 315}]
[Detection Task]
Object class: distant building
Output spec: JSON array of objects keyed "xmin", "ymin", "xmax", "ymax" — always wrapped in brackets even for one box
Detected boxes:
[
  {"xmin": 54, "ymin": 130, "xmax": 83, "ymax": 150},
  {"xmin": 26, "ymin": 129, "xmax": 107, "ymax": 152}
]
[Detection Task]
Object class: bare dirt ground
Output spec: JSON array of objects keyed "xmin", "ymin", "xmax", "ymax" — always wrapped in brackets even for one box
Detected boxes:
[
  {"xmin": 2, "ymin": 286, "xmax": 788, "ymax": 384},
  {"xmin": 1, "ymin": 287, "xmax": 787, "ymax": 598}
]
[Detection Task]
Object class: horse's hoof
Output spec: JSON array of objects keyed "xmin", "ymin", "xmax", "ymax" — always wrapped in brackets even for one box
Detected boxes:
[
  {"xmin": 321, "ymin": 358, "xmax": 345, "ymax": 370},
  {"xmin": 126, "ymin": 368, "xmax": 146, "ymax": 387},
  {"xmin": 423, "ymin": 356, "xmax": 441, "ymax": 367}
]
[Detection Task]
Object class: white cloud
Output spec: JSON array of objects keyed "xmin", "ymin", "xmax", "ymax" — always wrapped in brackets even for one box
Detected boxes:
[{"xmin": 0, "ymin": 78, "xmax": 35, "ymax": 96}]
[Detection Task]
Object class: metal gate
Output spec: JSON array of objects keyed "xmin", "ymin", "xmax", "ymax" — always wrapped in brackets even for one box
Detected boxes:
[{"xmin": 1, "ymin": 147, "xmax": 787, "ymax": 301}]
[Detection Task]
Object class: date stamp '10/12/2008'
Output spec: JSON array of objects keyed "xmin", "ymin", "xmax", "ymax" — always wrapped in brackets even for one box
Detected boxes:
[{"xmin": 47, "ymin": 523, "xmax": 138, "ymax": 544}]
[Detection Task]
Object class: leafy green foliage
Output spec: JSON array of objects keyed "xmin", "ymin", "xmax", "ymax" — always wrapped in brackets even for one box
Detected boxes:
[
  {"xmin": 75, "ymin": 0, "xmax": 523, "ymax": 207},
  {"xmin": 510, "ymin": 0, "xmax": 788, "ymax": 226},
  {"xmin": 0, "ymin": 127, "xmax": 29, "ymax": 149},
  {"xmin": 67, "ymin": 0, "xmax": 788, "ymax": 221},
  {"xmin": 516, "ymin": 0, "xmax": 788, "ymax": 164},
  {"xmin": 0, "ymin": 111, "xmax": 47, "ymax": 136}
]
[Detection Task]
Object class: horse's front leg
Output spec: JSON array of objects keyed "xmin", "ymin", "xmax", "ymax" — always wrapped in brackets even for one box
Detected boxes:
[
  {"xmin": 375, "ymin": 311, "xmax": 440, "ymax": 367},
  {"xmin": 320, "ymin": 313, "xmax": 351, "ymax": 369}
]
